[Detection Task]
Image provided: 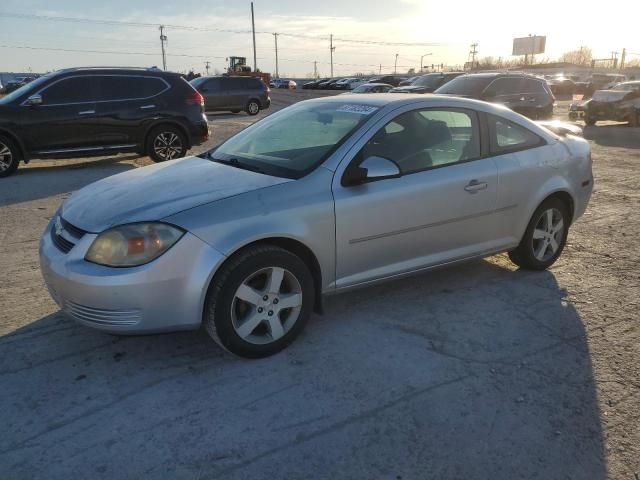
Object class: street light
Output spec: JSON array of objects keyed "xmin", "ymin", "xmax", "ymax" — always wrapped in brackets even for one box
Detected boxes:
[{"xmin": 420, "ymin": 53, "xmax": 433, "ymax": 71}]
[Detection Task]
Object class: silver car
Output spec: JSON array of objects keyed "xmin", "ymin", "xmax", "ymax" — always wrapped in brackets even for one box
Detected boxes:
[{"xmin": 40, "ymin": 95, "xmax": 593, "ymax": 357}]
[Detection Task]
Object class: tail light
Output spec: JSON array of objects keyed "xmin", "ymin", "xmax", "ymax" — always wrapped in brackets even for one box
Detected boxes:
[{"xmin": 186, "ymin": 92, "xmax": 204, "ymax": 108}]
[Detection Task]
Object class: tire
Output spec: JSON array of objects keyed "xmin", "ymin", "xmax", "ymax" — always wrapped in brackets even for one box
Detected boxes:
[
  {"xmin": 203, "ymin": 245, "xmax": 315, "ymax": 358},
  {"xmin": 508, "ymin": 197, "xmax": 570, "ymax": 271},
  {"xmin": 584, "ymin": 115, "xmax": 596, "ymax": 126},
  {"xmin": 246, "ymin": 99, "xmax": 260, "ymax": 116},
  {"xmin": 146, "ymin": 125, "xmax": 187, "ymax": 163},
  {"xmin": 0, "ymin": 135, "xmax": 20, "ymax": 178}
]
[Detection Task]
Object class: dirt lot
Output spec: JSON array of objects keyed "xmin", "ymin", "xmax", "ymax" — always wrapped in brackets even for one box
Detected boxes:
[{"xmin": 1, "ymin": 92, "xmax": 639, "ymax": 479}]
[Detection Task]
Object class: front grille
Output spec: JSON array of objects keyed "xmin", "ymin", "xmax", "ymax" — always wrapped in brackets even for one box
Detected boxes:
[
  {"xmin": 50, "ymin": 216, "xmax": 86, "ymax": 254},
  {"xmin": 63, "ymin": 300, "xmax": 141, "ymax": 326}
]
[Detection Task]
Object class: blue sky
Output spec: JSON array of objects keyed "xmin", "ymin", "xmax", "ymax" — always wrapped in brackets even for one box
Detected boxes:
[{"xmin": 1, "ymin": 0, "xmax": 639, "ymax": 76}]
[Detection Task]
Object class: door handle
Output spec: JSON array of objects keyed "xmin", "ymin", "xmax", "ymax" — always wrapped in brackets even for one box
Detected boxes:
[
  {"xmin": 78, "ymin": 110, "xmax": 95, "ymax": 115},
  {"xmin": 140, "ymin": 104, "xmax": 156, "ymax": 110},
  {"xmin": 464, "ymin": 180, "xmax": 488, "ymax": 193}
]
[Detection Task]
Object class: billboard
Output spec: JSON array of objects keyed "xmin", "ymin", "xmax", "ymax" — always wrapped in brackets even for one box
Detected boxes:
[{"xmin": 513, "ymin": 36, "xmax": 546, "ymax": 56}]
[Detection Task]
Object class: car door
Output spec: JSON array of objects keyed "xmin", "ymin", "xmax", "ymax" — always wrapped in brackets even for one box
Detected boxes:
[
  {"xmin": 93, "ymin": 75, "xmax": 170, "ymax": 147},
  {"xmin": 20, "ymin": 76, "xmax": 100, "ymax": 153},
  {"xmin": 332, "ymin": 107, "xmax": 499, "ymax": 288},
  {"xmin": 200, "ymin": 77, "xmax": 224, "ymax": 111},
  {"xmin": 224, "ymin": 77, "xmax": 248, "ymax": 109},
  {"xmin": 485, "ymin": 113, "xmax": 551, "ymax": 244}
]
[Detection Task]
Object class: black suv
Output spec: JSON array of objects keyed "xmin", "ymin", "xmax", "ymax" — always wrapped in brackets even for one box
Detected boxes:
[
  {"xmin": 390, "ymin": 72, "xmax": 464, "ymax": 94},
  {"xmin": 189, "ymin": 76, "xmax": 271, "ymax": 115},
  {"xmin": 434, "ymin": 72, "xmax": 554, "ymax": 119},
  {"xmin": 0, "ymin": 67, "xmax": 209, "ymax": 177}
]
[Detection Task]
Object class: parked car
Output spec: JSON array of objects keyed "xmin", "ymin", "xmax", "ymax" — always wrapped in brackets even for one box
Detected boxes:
[
  {"xmin": 0, "ymin": 79, "xmax": 4, "ymax": 94},
  {"xmin": 40, "ymin": 94, "xmax": 592, "ymax": 357},
  {"xmin": 317, "ymin": 78, "xmax": 341, "ymax": 89},
  {"xmin": 368, "ymin": 75, "xmax": 402, "ymax": 86},
  {"xmin": 302, "ymin": 78, "xmax": 329, "ymax": 89},
  {"xmin": 584, "ymin": 81, "xmax": 640, "ymax": 126},
  {"xmin": 4, "ymin": 77, "xmax": 35, "ymax": 94},
  {"xmin": 270, "ymin": 78, "xmax": 297, "ymax": 90},
  {"xmin": 0, "ymin": 67, "xmax": 209, "ymax": 177},
  {"xmin": 343, "ymin": 83, "xmax": 393, "ymax": 94},
  {"xmin": 191, "ymin": 76, "xmax": 270, "ymax": 115},
  {"xmin": 390, "ymin": 72, "xmax": 464, "ymax": 94},
  {"xmin": 398, "ymin": 76, "xmax": 419, "ymax": 87},
  {"xmin": 547, "ymin": 77, "xmax": 576, "ymax": 95},
  {"xmin": 435, "ymin": 73, "xmax": 555, "ymax": 119},
  {"xmin": 332, "ymin": 78, "xmax": 367, "ymax": 90}
]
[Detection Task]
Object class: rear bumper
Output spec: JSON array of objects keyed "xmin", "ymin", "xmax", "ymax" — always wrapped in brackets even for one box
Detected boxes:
[
  {"xmin": 39, "ymin": 218, "xmax": 225, "ymax": 334},
  {"xmin": 189, "ymin": 115, "xmax": 210, "ymax": 146},
  {"xmin": 262, "ymin": 96, "xmax": 271, "ymax": 109}
]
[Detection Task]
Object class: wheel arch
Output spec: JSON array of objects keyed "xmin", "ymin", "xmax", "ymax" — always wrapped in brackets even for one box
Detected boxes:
[
  {"xmin": 0, "ymin": 128, "xmax": 27, "ymax": 161},
  {"xmin": 205, "ymin": 236, "xmax": 324, "ymax": 316},
  {"xmin": 143, "ymin": 120, "xmax": 192, "ymax": 154}
]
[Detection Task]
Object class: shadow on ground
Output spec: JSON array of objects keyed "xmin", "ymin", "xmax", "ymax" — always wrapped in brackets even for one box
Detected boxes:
[
  {"xmin": 0, "ymin": 155, "xmax": 141, "ymax": 207},
  {"xmin": 0, "ymin": 258, "xmax": 605, "ymax": 480}
]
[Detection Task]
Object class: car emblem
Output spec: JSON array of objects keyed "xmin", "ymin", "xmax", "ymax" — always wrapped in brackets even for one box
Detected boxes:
[{"xmin": 54, "ymin": 217, "xmax": 64, "ymax": 237}]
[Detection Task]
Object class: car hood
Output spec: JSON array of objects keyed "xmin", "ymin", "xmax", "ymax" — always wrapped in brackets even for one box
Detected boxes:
[
  {"xmin": 391, "ymin": 85, "xmax": 433, "ymax": 93},
  {"xmin": 61, "ymin": 156, "xmax": 291, "ymax": 233},
  {"xmin": 591, "ymin": 89, "xmax": 629, "ymax": 103}
]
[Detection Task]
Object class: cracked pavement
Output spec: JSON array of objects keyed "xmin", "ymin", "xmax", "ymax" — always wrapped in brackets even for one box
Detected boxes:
[{"xmin": 0, "ymin": 93, "xmax": 638, "ymax": 479}]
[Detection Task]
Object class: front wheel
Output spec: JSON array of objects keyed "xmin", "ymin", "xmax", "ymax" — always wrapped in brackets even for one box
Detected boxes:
[
  {"xmin": 508, "ymin": 197, "xmax": 570, "ymax": 270},
  {"xmin": 246, "ymin": 100, "xmax": 260, "ymax": 116},
  {"xmin": 0, "ymin": 135, "xmax": 20, "ymax": 178},
  {"xmin": 203, "ymin": 245, "xmax": 315, "ymax": 358},
  {"xmin": 147, "ymin": 126, "xmax": 187, "ymax": 163}
]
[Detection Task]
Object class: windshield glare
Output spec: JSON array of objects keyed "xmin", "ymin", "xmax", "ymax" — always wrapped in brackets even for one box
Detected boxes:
[
  {"xmin": 210, "ymin": 101, "xmax": 377, "ymax": 178},
  {"xmin": 412, "ymin": 75, "xmax": 442, "ymax": 87},
  {"xmin": 0, "ymin": 74, "xmax": 52, "ymax": 105},
  {"xmin": 434, "ymin": 76, "xmax": 492, "ymax": 96}
]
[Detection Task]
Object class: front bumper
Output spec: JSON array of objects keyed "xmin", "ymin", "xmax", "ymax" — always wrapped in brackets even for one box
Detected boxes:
[{"xmin": 39, "ymin": 218, "xmax": 225, "ymax": 334}]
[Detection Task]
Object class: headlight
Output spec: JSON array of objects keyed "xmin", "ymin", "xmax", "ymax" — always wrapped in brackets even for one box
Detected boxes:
[{"xmin": 85, "ymin": 223, "xmax": 184, "ymax": 267}]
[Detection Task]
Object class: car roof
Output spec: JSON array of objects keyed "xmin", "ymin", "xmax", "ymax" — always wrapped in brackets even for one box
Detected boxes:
[
  {"xmin": 51, "ymin": 67, "xmax": 181, "ymax": 77},
  {"xmin": 457, "ymin": 72, "xmax": 542, "ymax": 80}
]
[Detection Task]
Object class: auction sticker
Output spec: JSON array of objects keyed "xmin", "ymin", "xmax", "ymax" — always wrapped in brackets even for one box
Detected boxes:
[{"xmin": 336, "ymin": 104, "xmax": 379, "ymax": 115}]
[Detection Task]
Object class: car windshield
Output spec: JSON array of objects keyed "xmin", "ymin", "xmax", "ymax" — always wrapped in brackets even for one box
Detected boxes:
[
  {"xmin": 189, "ymin": 77, "xmax": 208, "ymax": 88},
  {"xmin": 412, "ymin": 75, "xmax": 443, "ymax": 88},
  {"xmin": 434, "ymin": 76, "xmax": 493, "ymax": 97},
  {"xmin": 209, "ymin": 101, "xmax": 377, "ymax": 178},
  {"xmin": 352, "ymin": 85, "xmax": 371, "ymax": 93},
  {"xmin": 0, "ymin": 74, "xmax": 52, "ymax": 105}
]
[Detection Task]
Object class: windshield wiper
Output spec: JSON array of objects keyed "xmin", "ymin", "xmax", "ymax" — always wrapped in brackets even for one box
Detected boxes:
[{"xmin": 209, "ymin": 155, "xmax": 266, "ymax": 174}]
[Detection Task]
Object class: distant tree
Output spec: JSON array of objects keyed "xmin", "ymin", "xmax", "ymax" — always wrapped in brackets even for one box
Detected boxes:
[{"xmin": 559, "ymin": 47, "xmax": 592, "ymax": 65}]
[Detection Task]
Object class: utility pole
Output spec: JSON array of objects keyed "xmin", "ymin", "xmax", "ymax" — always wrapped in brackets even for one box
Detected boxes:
[
  {"xmin": 620, "ymin": 48, "xmax": 626, "ymax": 70},
  {"xmin": 251, "ymin": 2, "xmax": 257, "ymax": 71},
  {"xmin": 273, "ymin": 33, "xmax": 279, "ymax": 78},
  {"xmin": 469, "ymin": 43, "xmax": 478, "ymax": 70},
  {"xmin": 330, "ymin": 34, "xmax": 335, "ymax": 77},
  {"xmin": 394, "ymin": 53, "xmax": 399, "ymax": 74},
  {"xmin": 313, "ymin": 61, "xmax": 318, "ymax": 79},
  {"xmin": 379, "ymin": 64, "xmax": 382, "ymax": 74},
  {"xmin": 204, "ymin": 61, "xmax": 211, "ymax": 76},
  {"xmin": 159, "ymin": 25, "xmax": 167, "ymax": 71},
  {"xmin": 610, "ymin": 51, "xmax": 619, "ymax": 69}
]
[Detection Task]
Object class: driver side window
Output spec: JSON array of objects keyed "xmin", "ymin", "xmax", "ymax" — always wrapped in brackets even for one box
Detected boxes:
[{"xmin": 359, "ymin": 108, "xmax": 480, "ymax": 175}]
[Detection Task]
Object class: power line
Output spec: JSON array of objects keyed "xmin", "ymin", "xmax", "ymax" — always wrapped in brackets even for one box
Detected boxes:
[{"xmin": 0, "ymin": 44, "xmax": 226, "ymax": 59}]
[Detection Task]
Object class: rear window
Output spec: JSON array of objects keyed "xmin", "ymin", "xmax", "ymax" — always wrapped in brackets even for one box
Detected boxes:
[
  {"xmin": 435, "ymin": 76, "xmax": 493, "ymax": 97},
  {"xmin": 488, "ymin": 114, "xmax": 544, "ymax": 153}
]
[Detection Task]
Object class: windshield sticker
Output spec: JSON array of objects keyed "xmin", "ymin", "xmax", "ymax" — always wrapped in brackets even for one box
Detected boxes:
[{"xmin": 336, "ymin": 104, "xmax": 379, "ymax": 115}]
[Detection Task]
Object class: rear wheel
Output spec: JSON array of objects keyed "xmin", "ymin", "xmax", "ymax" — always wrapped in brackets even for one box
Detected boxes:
[
  {"xmin": 0, "ymin": 135, "xmax": 20, "ymax": 178},
  {"xmin": 246, "ymin": 99, "xmax": 260, "ymax": 116},
  {"xmin": 584, "ymin": 115, "xmax": 596, "ymax": 126},
  {"xmin": 203, "ymin": 245, "xmax": 314, "ymax": 358},
  {"xmin": 508, "ymin": 197, "xmax": 570, "ymax": 270},
  {"xmin": 147, "ymin": 126, "xmax": 187, "ymax": 163}
]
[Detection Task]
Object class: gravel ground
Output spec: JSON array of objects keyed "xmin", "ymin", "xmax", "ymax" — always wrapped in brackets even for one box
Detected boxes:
[{"xmin": 0, "ymin": 92, "xmax": 638, "ymax": 479}]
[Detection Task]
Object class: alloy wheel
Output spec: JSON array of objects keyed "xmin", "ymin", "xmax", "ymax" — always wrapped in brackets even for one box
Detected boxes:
[
  {"xmin": 231, "ymin": 267, "xmax": 303, "ymax": 345},
  {"xmin": 0, "ymin": 141, "xmax": 13, "ymax": 172},
  {"xmin": 531, "ymin": 208, "xmax": 564, "ymax": 262},
  {"xmin": 248, "ymin": 102, "xmax": 259, "ymax": 115},
  {"xmin": 153, "ymin": 132, "xmax": 183, "ymax": 161}
]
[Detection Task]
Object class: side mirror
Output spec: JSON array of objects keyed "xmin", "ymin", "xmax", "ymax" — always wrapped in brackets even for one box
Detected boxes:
[
  {"xmin": 342, "ymin": 156, "xmax": 401, "ymax": 186},
  {"xmin": 26, "ymin": 94, "xmax": 42, "ymax": 106}
]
